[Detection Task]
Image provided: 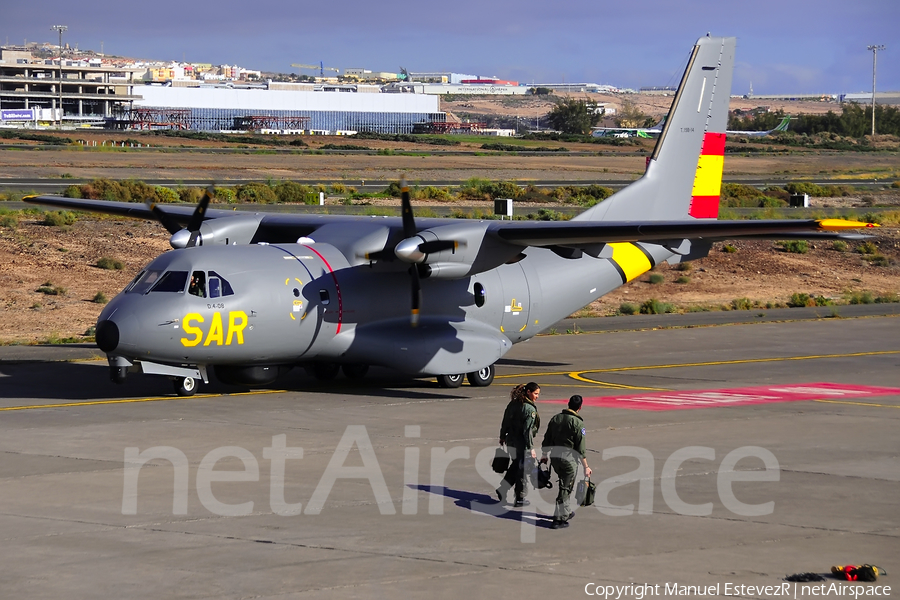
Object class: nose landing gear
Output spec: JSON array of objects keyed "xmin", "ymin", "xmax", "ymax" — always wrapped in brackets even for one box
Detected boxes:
[{"xmin": 173, "ymin": 377, "xmax": 197, "ymax": 396}]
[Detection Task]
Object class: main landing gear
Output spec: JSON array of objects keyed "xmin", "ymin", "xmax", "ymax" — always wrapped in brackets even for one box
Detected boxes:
[{"xmin": 437, "ymin": 364, "xmax": 495, "ymax": 388}]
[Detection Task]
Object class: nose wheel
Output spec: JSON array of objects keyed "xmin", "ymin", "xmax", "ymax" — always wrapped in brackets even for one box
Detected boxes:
[{"xmin": 173, "ymin": 376, "xmax": 197, "ymax": 396}]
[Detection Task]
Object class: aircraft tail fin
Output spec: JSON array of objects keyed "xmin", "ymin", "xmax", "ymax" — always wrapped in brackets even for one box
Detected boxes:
[
  {"xmin": 774, "ymin": 116, "xmax": 791, "ymax": 132},
  {"xmin": 575, "ymin": 35, "xmax": 736, "ymax": 223}
]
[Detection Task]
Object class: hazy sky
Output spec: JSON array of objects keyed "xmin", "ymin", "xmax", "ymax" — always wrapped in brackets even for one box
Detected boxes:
[{"xmin": 4, "ymin": 0, "xmax": 898, "ymax": 94}]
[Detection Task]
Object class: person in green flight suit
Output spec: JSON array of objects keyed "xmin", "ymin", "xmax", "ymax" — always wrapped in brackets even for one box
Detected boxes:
[
  {"xmin": 541, "ymin": 394, "xmax": 591, "ymax": 529},
  {"xmin": 496, "ymin": 382, "xmax": 541, "ymax": 507}
]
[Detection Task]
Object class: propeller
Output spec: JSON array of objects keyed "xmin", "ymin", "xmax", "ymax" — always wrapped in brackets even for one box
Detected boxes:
[
  {"xmin": 145, "ymin": 186, "xmax": 214, "ymax": 249},
  {"xmin": 399, "ymin": 178, "xmax": 422, "ymax": 327}
]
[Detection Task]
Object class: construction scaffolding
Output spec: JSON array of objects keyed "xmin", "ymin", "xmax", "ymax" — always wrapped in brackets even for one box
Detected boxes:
[{"xmin": 123, "ymin": 107, "xmax": 192, "ymax": 130}]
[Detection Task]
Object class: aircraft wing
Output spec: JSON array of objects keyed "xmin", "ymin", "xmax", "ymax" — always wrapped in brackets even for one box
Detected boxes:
[
  {"xmin": 24, "ymin": 196, "xmax": 876, "ymax": 253},
  {"xmin": 490, "ymin": 218, "xmax": 877, "ymax": 247}
]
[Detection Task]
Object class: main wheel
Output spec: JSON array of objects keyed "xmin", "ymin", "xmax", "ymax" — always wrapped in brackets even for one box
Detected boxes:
[
  {"xmin": 174, "ymin": 376, "xmax": 197, "ymax": 396},
  {"xmin": 437, "ymin": 373, "xmax": 464, "ymax": 388},
  {"xmin": 342, "ymin": 363, "xmax": 369, "ymax": 380},
  {"xmin": 312, "ymin": 362, "xmax": 341, "ymax": 380},
  {"xmin": 466, "ymin": 364, "xmax": 495, "ymax": 387}
]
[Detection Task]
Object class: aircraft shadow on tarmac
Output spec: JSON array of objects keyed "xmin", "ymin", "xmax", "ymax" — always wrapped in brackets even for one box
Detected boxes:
[
  {"xmin": 414, "ymin": 485, "xmax": 556, "ymax": 528},
  {"xmin": 496, "ymin": 358, "xmax": 570, "ymax": 368},
  {"xmin": 0, "ymin": 360, "xmax": 478, "ymax": 402}
]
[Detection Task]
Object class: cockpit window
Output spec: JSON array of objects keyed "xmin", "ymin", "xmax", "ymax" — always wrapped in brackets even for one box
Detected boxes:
[
  {"xmin": 150, "ymin": 271, "xmax": 189, "ymax": 293},
  {"xmin": 208, "ymin": 271, "xmax": 234, "ymax": 298},
  {"xmin": 123, "ymin": 270, "xmax": 145, "ymax": 293},
  {"xmin": 126, "ymin": 270, "xmax": 163, "ymax": 295},
  {"xmin": 188, "ymin": 271, "xmax": 206, "ymax": 297}
]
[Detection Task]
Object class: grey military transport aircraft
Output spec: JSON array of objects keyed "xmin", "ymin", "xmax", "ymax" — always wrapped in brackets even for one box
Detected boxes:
[{"xmin": 26, "ymin": 35, "xmax": 876, "ymax": 395}]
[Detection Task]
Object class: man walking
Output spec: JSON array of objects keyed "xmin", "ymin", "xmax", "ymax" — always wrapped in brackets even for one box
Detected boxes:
[{"xmin": 541, "ymin": 395, "xmax": 591, "ymax": 529}]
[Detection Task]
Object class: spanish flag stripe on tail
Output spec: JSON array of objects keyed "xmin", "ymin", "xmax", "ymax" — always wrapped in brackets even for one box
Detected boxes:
[{"xmin": 689, "ymin": 132, "xmax": 726, "ymax": 219}]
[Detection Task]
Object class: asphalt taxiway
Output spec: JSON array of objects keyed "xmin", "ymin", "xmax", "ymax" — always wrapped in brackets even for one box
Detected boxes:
[{"xmin": 1, "ymin": 314, "xmax": 898, "ymax": 599}]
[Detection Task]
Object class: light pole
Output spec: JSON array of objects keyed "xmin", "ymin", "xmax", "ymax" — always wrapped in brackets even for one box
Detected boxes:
[
  {"xmin": 51, "ymin": 25, "xmax": 67, "ymax": 128},
  {"xmin": 867, "ymin": 44, "xmax": 885, "ymax": 136}
]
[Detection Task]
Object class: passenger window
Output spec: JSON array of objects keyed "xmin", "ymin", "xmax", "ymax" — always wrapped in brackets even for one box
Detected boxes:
[
  {"xmin": 150, "ymin": 271, "xmax": 189, "ymax": 293},
  {"xmin": 188, "ymin": 271, "xmax": 206, "ymax": 297},
  {"xmin": 208, "ymin": 271, "xmax": 234, "ymax": 297}
]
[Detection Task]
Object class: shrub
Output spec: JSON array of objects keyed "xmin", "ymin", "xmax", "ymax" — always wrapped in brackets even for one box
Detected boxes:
[
  {"xmin": 92, "ymin": 291, "xmax": 108, "ymax": 304},
  {"xmin": 43, "ymin": 211, "xmax": 77, "ymax": 227},
  {"xmin": 787, "ymin": 293, "xmax": 815, "ymax": 307},
  {"xmin": 275, "ymin": 181, "xmax": 315, "ymax": 204},
  {"xmin": 865, "ymin": 254, "xmax": 890, "ymax": 267},
  {"xmin": 675, "ymin": 262, "xmax": 692, "ymax": 272},
  {"xmin": 861, "ymin": 212, "xmax": 882, "ymax": 225},
  {"xmin": 178, "ymin": 187, "xmax": 203, "ymax": 204},
  {"xmin": 875, "ymin": 292, "xmax": 899, "ymax": 303},
  {"xmin": 235, "ymin": 182, "xmax": 277, "ymax": 204},
  {"xmin": 96, "ymin": 257, "xmax": 124, "ymax": 270},
  {"xmin": 856, "ymin": 241, "xmax": 878, "ymax": 255},
  {"xmin": 648, "ymin": 273, "xmax": 665, "ymax": 284},
  {"xmin": 0, "ymin": 214, "xmax": 17, "ymax": 228},
  {"xmin": 416, "ymin": 186, "xmax": 454, "ymax": 201},
  {"xmin": 675, "ymin": 276, "xmax": 691, "ymax": 284},
  {"xmin": 847, "ymin": 291, "xmax": 875, "ymax": 305},
  {"xmin": 732, "ymin": 297, "xmax": 753, "ymax": 310},
  {"xmin": 721, "ymin": 244, "xmax": 737, "ymax": 253},
  {"xmin": 832, "ymin": 240, "xmax": 848, "ymax": 252},
  {"xmin": 778, "ymin": 240, "xmax": 809, "ymax": 254},
  {"xmin": 640, "ymin": 299, "xmax": 675, "ymax": 314},
  {"xmin": 618, "ymin": 302, "xmax": 638, "ymax": 315},
  {"xmin": 154, "ymin": 186, "xmax": 179, "ymax": 204},
  {"xmin": 330, "ymin": 182, "xmax": 357, "ymax": 195},
  {"xmin": 213, "ymin": 187, "xmax": 237, "ymax": 203}
]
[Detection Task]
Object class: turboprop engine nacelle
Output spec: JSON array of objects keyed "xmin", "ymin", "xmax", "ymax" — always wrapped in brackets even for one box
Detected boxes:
[
  {"xmin": 394, "ymin": 221, "xmax": 522, "ymax": 279},
  {"xmin": 170, "ymin": 214, "xmax": 264, "ymax": 248}
]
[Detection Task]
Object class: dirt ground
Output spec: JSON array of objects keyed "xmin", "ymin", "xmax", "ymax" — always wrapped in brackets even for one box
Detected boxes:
[{"xmin": 1, "ymin": 208, "xmax": 897, "ymax": 344}]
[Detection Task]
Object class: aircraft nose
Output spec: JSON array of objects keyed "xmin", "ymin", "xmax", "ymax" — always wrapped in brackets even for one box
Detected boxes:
[{"xmin": 95, "ymin": 319, "xmax": 119, "ymax": 352}]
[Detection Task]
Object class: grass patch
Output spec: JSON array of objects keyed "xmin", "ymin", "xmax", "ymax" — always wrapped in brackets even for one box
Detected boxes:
[
  {"xmin": 36, "ymin": 282, "xmax": 66, "ymax": 296},
  {"xmin": 92, "ymin": 291, "xmax": 108, "ymax": 304},
  {"xmin": 832, "ymin": 240, "xmax": 848, "ymax": 252},
  {"xmin": 675, "ymin": 276, "xmax": 691, "ymax": 284},
  {"xmin": 731, "ymin": 297, "xmax": 753, "ymax": 310},
  {"xmin": 640, "ymin": 299, "xmax": 676, "ymax": 314},
  {"xmin": 618, "ymin": 302, "xmax": 638, "ymax": 315},
  {"xmin": 648, "ymin": 273, "xmax": 665, "ymax": 284},
  {"xmin": 96, "ymin": 257, "xmax": 124, "ymax": 270},
  {"xmin": 777, "ymin": 240, "xmax": 809, "ymax": 254},
  {"xmin": 721, "ymin": 244, "xmax": 738, "ymax": 253},
  {"xmin": 43, "ymin": 211, "xmax": 78, "ymax": 227}
]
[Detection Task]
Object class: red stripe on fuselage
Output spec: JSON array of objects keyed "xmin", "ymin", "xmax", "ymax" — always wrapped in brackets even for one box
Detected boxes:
[{"xmin": 304, "ymin": 245, "xmax": 343, "ymax": 334}]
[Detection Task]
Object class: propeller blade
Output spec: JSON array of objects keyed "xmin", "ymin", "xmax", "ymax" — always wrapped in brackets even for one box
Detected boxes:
[
  {"xmin": 399, "ymin": 177, "xmax": 421, "ymax": 326},
  {"xmin": 400, "ymin": 178, "xmax": 415, "ymax": 238},
  {"xmin": 417, "ymin": 240, "xmax": 459, "ymax": 254},
  {"xmin": 143, "ymin": 199, "xmax": 182, "ymax": 235},
  {"xmin": 186, "ymin": 186, "xmax": 214, "ymax": 233},
  {"xmin": 409, "ymin": 265, "xmax": 421, "ymax": 328}
]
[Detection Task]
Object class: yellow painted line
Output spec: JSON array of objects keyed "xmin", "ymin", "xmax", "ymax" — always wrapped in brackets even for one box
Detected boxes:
[
  {"xmin": 568, "ymin": 372, "xmax": 666, "ymax": 391},
  {"xmin": 494, "ymin": 349, "xmax": 900, "ymax": 380},
  {"xmin": 813, "ymin": 399, "xmax": 900, "ymax": 409},
  {"xmin": 0, "ymin": 389, "xmax": 284, "ymax": 412}
]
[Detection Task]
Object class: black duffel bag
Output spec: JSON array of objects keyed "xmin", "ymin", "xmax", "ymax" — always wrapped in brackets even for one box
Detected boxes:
[{"xmin": 491, "ymin": 447, "xmax": 510, "ymax": 473}]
